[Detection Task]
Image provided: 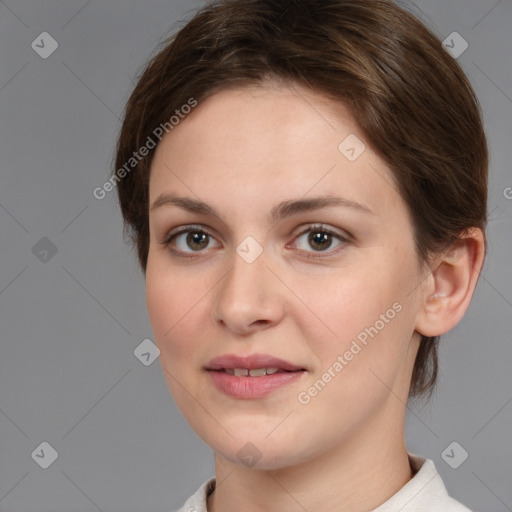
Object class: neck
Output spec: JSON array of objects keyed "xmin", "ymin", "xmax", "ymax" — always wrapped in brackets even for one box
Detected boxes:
[{"xmin": 207, "ymin": 405, "xmax": 413, "ymax": 512}]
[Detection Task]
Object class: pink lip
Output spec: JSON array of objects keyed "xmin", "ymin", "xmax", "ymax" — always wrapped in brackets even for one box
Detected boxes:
[
  {"xmin": 205, "ymin": 353, "xmax": 305, "ymax": 372},
  {"xmin": 205, "ymin": 353, "xmax": 307, "ymax": 399}
]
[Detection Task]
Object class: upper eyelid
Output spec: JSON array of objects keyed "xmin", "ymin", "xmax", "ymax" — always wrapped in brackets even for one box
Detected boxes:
[
  {"xmin": 163, "ymin": 226, "xmax": 221, "ymax": 256},
  {"xmin": 288, "ymin": 225, "xmax": 349, "ymax": 248},
  {"xmin": 165, "ymin": 223, "xmax": 345, "ymax": 238},
  {"xmin": 165, "ymin": 224, "xmax": 216, "ymax": 238},
  {"xmin": 294, "ymin": 223, "xmax": 347, "ymax": 238}
]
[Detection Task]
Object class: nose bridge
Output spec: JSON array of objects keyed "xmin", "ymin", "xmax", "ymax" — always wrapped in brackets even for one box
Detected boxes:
[
  {"xmin": 213, "ymin": 242, "xmax": 283, "ymax": 331},
  {"xmin": 222, "ymin": 245, "xmax": 268, "ymax": 304}
]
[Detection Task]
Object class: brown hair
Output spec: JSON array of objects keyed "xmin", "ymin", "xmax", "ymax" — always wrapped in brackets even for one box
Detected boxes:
[{"xmin": 113, "ymin": 0, "xmax": 488, "ymax": 400}]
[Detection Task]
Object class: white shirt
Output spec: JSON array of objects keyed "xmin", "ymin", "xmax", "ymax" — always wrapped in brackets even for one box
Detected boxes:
[{"xmin": 174, "ymin": 453, "xmax": 473, "ymax": 511}]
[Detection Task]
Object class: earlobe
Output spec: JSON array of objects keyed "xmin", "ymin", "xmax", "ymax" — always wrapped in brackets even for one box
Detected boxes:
[{"xmin": 415, "ymin": 228, "xmax": 486, "ymax": 337}]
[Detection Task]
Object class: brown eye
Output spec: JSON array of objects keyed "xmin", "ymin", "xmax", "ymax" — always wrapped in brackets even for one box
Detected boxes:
[
  {"xmin": 186, "ymin": 231, "xmax": 210, "ymax": 251},
  {"xmin": 308, "ymin": 231, "xmax": 333, "ymax": 251},
  {"xmin": 164, "ymin": 226, "xmax": 220, "ymax": 254},
  {"xmin": 291, "ymin": 225, "xmax": 348, "ymax": 256}
]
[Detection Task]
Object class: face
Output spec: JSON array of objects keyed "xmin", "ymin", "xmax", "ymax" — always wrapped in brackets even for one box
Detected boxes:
[{"xmin": 146, "ymin": 84, "xmax": 425, "ymax": 470}]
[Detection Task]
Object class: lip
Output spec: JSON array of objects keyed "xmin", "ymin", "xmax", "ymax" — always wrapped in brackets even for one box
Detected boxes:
[
  {"xmin": 205, "ymin": 353, "xmax": 307, "ymax": 399},
  {"xmin": 205, "ymin": 353, "xmax": 306, "ymax": 372}
]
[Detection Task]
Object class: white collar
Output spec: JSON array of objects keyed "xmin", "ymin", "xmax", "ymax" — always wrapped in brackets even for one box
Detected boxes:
[{"xmin": 176, "ymin": 453, "xmax": 472, "ymax": 511}]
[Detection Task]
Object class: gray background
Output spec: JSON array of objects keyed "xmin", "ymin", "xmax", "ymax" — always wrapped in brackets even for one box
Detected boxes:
[{"xmin": 0, "ymin": 0, "xmax": 510, "ymax": 511}]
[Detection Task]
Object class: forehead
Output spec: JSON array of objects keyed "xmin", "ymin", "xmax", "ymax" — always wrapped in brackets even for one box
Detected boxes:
[
  {"xmin": 153, "ymin": 84, "xmax": 360, "ymax": 165},
  {"xmin": 148, "ymin": 85, "xmax": 403, "ymax": 220}
]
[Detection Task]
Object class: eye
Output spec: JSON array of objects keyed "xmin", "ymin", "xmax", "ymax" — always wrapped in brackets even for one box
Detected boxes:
[
  {"xmin": 290, "ymin": 224, "xmax": 348, "ymax": 256},
  {"xmin": 162, "ymin": 225, "xmax": 221, "ymax": 255}
]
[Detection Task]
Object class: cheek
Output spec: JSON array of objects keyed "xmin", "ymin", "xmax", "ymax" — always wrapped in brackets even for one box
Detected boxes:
[
  {"xmin": 295, "ymin": 283, "xmax": 413, "ymax": 435},
  {"xmin": 145, "ymin": 262, "xmax": 206, "ymax": 368},
  {"xmin": 145, "ymin": 268, "xmax": 215, "ymax": 425},
  {"xmin": 297, "ymin": 256, "xmax": 417, "ymax": 387},
  {"xmin": 297, "ymin": 262, "xmax": 406, "ymax": 345}
]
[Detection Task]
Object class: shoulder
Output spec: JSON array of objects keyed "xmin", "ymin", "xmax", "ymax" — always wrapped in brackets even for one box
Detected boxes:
[
  {"xmin": 172, "ymin": 477, "xmax": 216, "ymax": 512},
  {"xmin": 373, "ymin": 453, "xmax": 473, "ymax": 511}
]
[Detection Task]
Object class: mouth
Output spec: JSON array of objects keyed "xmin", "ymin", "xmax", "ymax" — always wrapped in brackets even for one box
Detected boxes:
[
  {"xmin": 205, "ymin": 353, "xmax": 306, "ymax": 374},
  {"xmin": 205, "ymin": 353, "xmax": 307, "ymax": 399},
  {"xmin": 211, "ymin": 367, "xmax": 302, "ymax": 376}
]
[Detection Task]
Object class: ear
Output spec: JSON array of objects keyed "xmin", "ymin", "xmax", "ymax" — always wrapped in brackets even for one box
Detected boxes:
[{"xmin": 414, "ymin": 228, "xmax": 486, "ymax": 337}]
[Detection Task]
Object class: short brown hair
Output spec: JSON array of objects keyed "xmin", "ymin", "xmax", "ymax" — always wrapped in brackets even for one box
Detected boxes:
[{"xmin": 113, "ymin": 0, "xmax": 488, "ymax": 400}]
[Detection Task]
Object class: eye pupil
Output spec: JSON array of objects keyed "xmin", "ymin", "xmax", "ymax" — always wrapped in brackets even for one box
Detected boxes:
[
  {"xmin": 309, "ymin": 231, "xmax": 332, "ymax": 251},
  {"xmin": 187, "ymin": 231, "xmax": 209, "ymax": 250}
]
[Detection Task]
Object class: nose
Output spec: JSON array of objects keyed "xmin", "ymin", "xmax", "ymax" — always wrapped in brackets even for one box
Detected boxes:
[{"xmin": 212, "ymin": 247, "xmax": 285, "ymax": 335}]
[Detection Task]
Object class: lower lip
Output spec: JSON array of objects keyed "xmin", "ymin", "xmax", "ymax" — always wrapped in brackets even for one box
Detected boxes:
[{"xmin": 207, "ymin": 370, "xmax": 306, "ymax": 399}]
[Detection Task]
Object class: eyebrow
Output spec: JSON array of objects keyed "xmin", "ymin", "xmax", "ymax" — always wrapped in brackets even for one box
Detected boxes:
[{"xmin": 150, "ymin": 194, "xmax": 374, "ymax": 222}]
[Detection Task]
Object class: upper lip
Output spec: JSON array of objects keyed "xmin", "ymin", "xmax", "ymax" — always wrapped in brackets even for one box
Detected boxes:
[{"xmin": 205, "ymin": 353, "xmax": 306, "ymax": 371}]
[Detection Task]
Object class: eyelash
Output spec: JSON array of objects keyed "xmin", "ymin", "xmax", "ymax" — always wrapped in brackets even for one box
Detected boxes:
[{"xmin": 161, "ymin": 223, "xmax": 350, "ymax": 260}]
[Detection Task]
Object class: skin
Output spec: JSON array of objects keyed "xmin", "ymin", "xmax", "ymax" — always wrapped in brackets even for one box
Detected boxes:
[{"xmin": 145, "ymin": 83, "xmax": 485, "ymax": 512}]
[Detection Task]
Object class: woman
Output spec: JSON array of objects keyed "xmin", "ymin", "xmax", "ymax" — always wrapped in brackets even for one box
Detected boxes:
[{"xmin": 113, "ymin": 0, "xmax": 487, "ymax": 510}]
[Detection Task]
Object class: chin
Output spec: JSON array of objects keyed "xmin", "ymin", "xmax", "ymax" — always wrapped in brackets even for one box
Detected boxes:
[{"xmin": 207, "ymin": 431, "xmax": 321, "ymax": 472}]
